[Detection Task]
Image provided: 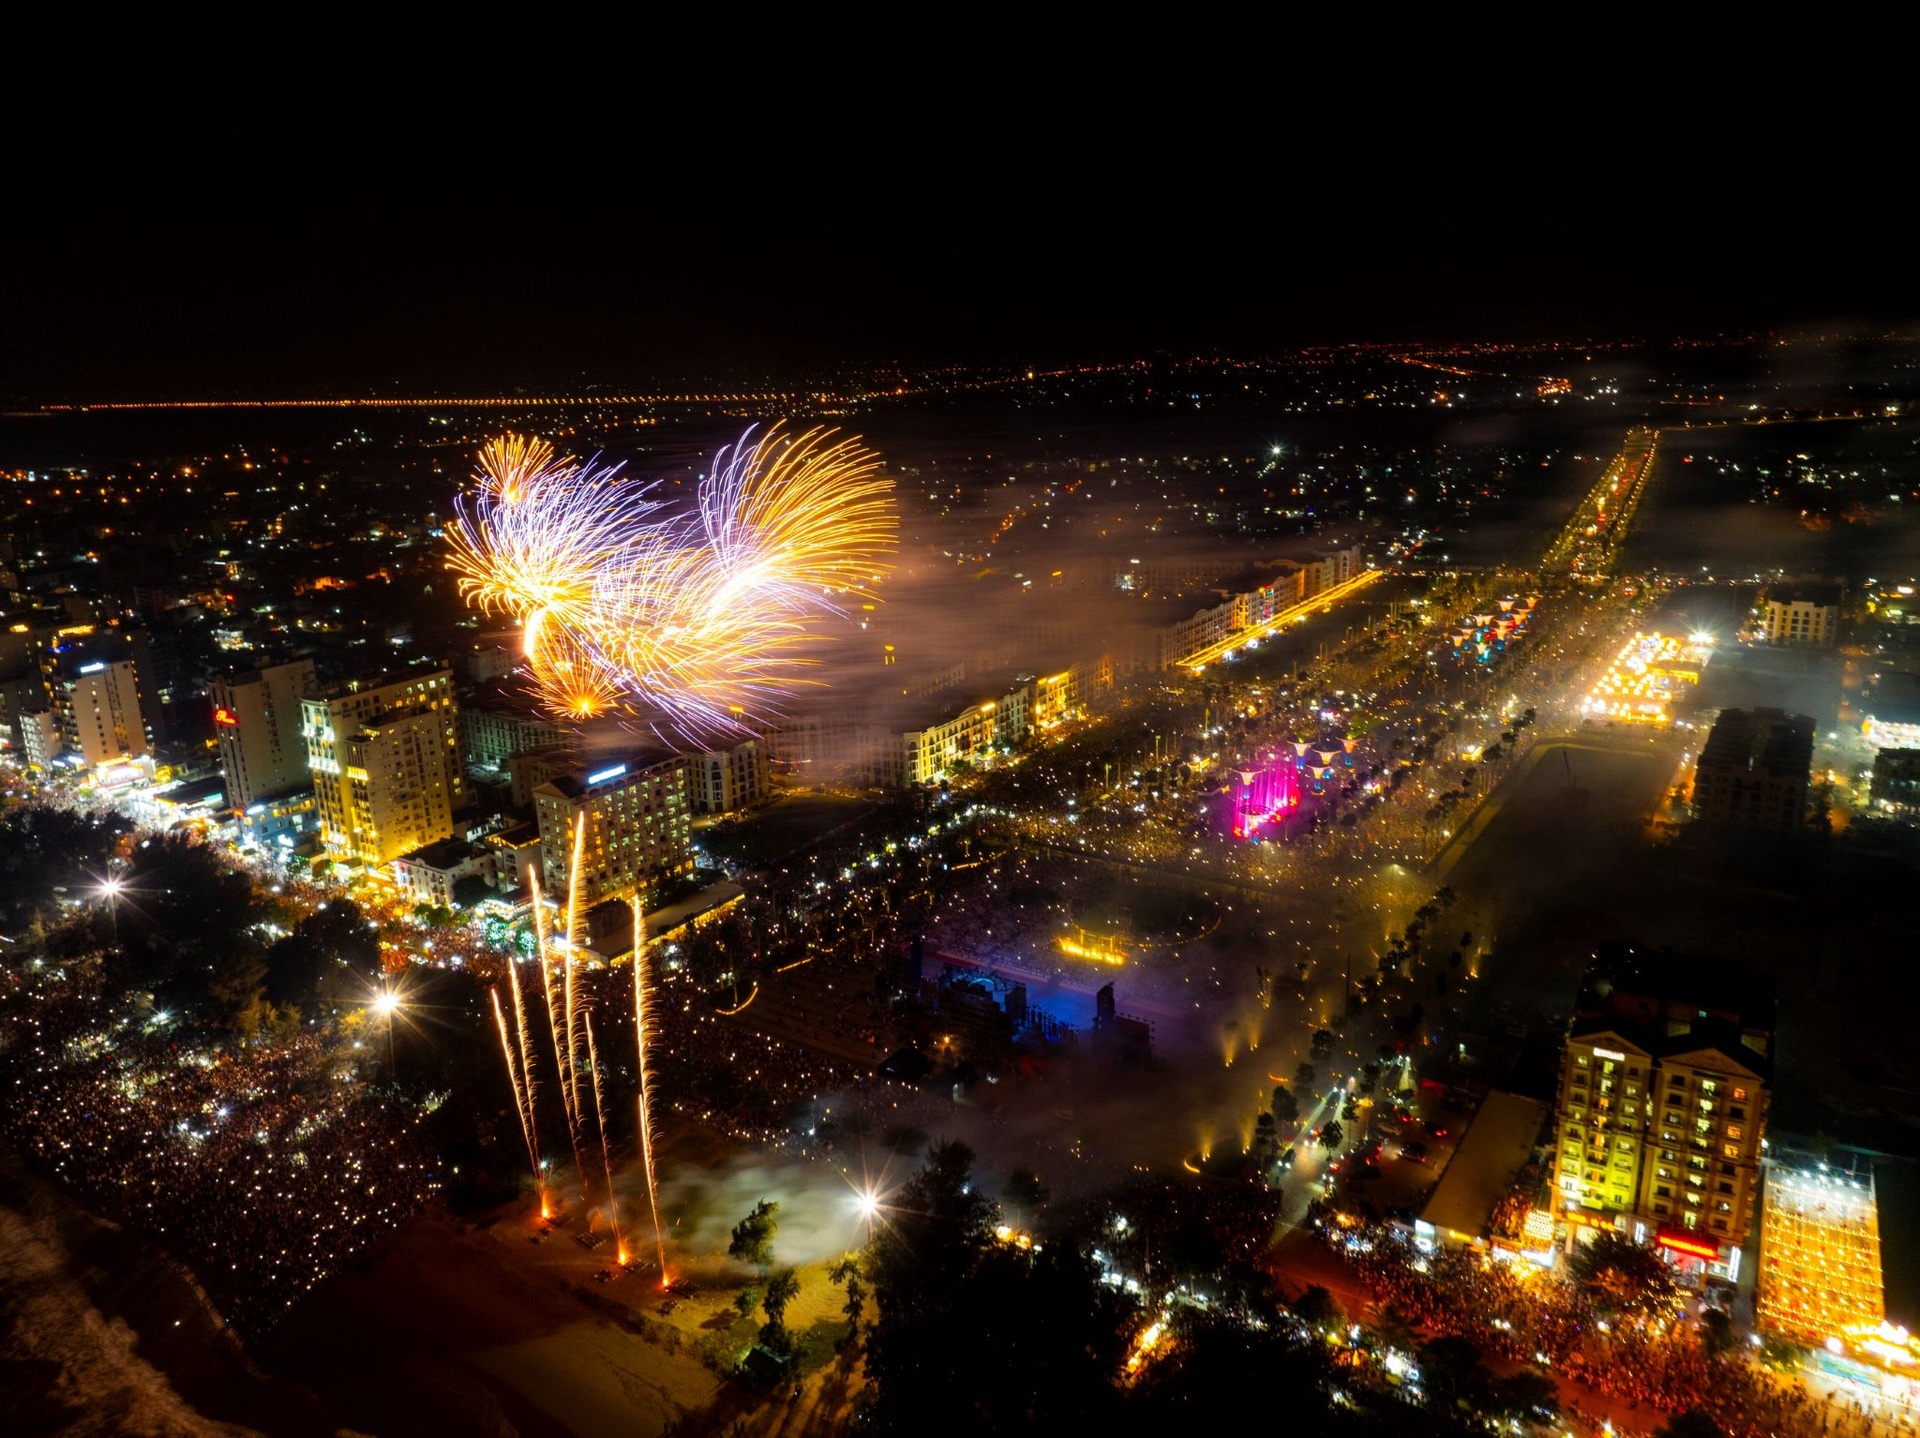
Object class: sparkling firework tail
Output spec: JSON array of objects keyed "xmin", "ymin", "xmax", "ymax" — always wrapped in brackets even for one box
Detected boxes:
[
  {"xmin": 582, "ymin": 1011, "xmax": 626, "ymax": 1265},
  {"xmin": 562, "ymin": 814, "xmax": 587, "ymax": 1144},
  {"xmin": 631, "ymin": 895, "xmax": 669, "ymax": 1285},
  {"xmin": 503, "ymin": 947, "xmax": 546, "ymax": 1215},
  {"xmin": 491, "ymin": 989, "xmax": 542, "ymax": 1203},
  {"xmin": 530, "ymin": 872, "xmax": 588, "ymax": 1201}
]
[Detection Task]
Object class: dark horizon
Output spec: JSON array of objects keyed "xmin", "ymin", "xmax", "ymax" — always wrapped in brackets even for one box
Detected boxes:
[{"xmin": 6, "ymin": 110, "xmax": 1916, "ymax": 404}]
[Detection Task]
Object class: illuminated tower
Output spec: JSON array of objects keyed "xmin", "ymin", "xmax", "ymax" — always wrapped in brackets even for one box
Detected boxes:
[
  {"xmin": 212, "ymin": 659, "xmax": 316, "ymax": 808},
  {"xmin": 1758, "ymin": 1164, "xmax": 1883, "ymax": 1346},
  {"xmin": 302, "ymin": 668, "xmax": 461, "ymax": 868},
  {"xmin": 532, "ymin": 755, "xmax": 693, "ymax": 911}
]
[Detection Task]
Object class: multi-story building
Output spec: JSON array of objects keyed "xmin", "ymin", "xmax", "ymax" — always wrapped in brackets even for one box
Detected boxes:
[
  {"xmin": 1869, "ymin": 748, "xmax": 1920, "ymax": 815},
  {"xmin": 1761, "ymin": 587, "xmax": 1839, "ymax": 647},
  {"xmin": 302, "ymin": 669, "xmax": 461, "ymax": 868},
  {"xmin": 691, "ymin": 738, "xmax": 770, "ymax": 815},
  {"xmin": 460, "ymin": 697, "xmax": 568, "ymax": 772},
  {"xmin": 17, "ymin": 707, "xmax": 61, "ymax": 772},
  {"xmin": 391, "ymin": 837, "xmax": 494, "ymax": 908},
  {"xmin": 531, "ymin": 755, "xmax": 693, "ymax": 910},
  {"xmin": 1550, "ymin": 951, "xmax": 1774, "ymax": 1282},
  {"xmin": 56, "ymin": 656, "xmax": 149, "ymax": 768},
  {"xmin": 898, "ymin": 681, "xmax": 1034, "ymax": 786},
  {"xmin": 1757, "ymin": 1162, "xmax": 1883, "ymax": 1347},
  {"xmin": 1691, "ymin": 707, "xmax": 1814, "ymax": 831},
  {"xmin": 211, "ymin": 659, "xmax": 316, "ymax": 808}
]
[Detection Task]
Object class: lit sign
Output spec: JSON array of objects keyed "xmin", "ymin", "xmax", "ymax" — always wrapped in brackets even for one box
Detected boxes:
[
  {"xmin": 586, "ymin": 764, "xmax": 627, "ymax": 786},
  {"xmin": 1592, "ymin": 1047, "xmax": 1626, "ymax": 1061},
  {"xmin": 214, "ymin": 707, "xmax": 239, "ymax": 726},
  {"xmin": 77, "ymin": 661, "xmax": 106, "ymax": 674},
  {"xmin": 1655, "ymin": 1230, "xmax": 1720, "ymax": 1261}
]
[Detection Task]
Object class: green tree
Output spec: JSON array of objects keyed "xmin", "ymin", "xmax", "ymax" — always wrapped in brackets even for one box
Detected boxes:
[
  {"xmin": 1319, "ymin": 1119, "xmax": 1343, "ymax": 1150},
  {"xmin": 864, "ymin": 1141, "xmax": 1125, "ymax": 1431},
  {"xmin": 1291, "ymin": 1285, "xmax": 1346, "ymax": 1331},
  {"xmin": 734, "ymin": 1286, "xmax": 760, "ymax": 1320},
  {"xmin": 1699, "ymin": 1306, "xmax": 1737, "ymax": 1357},
  {"xmin": 1568, "ymin": 1231, "xmax": 1678, "ymax": 1316},
  {"xmin": 1270, "ymin": 1086, "xmax": 1300, "ymax": 1125},
  {"xmin": 1003, "ymin": 1168, "xmax": 1048, "ymax": 1210},
  {"xmin": 729, "ymin": 1198, "xmax": 779, "ymax": 1270},
  {"xmin": 828, "ymin": 1255, "xmax": 865, "ymax": 1355},
  {"xmin": 1295, "ymin": 1062, "xmax": 1316, "ymax": 1089},
  {"xmin": 759, "ymin": 1267, "xmax": 800, "ymax": 1353}
]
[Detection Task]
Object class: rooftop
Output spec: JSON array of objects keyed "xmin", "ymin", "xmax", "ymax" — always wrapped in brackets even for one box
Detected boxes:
[
  {"xmin": 1420, "ymin": 1090, "xmax": 1549, "ymax": 1242},
  {"xmin": 1698, "ymin": 707, "xmax": 1815, "ymax": 778}
]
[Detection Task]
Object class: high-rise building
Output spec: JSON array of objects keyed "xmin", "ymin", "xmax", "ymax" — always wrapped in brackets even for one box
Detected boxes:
[
  {"xmin": 212, "ymin": 659, "xmax": 317, "ymax": 808},
  {"xmin": 691, "ymin": 738, "xmax": 770, "ymax": 815},
  {"xmin": 1758, "ymin": 1163, "xmax": 1883, "ymax": 1347},
  {"xmin": 57, "ymin": 657, "xmax": 149, "ymax": 767},
  {"xmin": 1761, "ymin": 587, "xmax": 1839, "ymax": 647},
  {"xmin": 532, "ymin": 755, "xmax": 692, "ymax": 910},
  {"xmin": 1869, "ymin": 748, "xmax": 1920, "ymax": 815},
  {"xmin": 460, "ymin": 695, "xmax": 568, "ymax": 773},
  {"xmin": 302, "ymin": 669, "xmax": 461, "ymax": 867},
  {"xmin": 1691, "ymin": 707, "xmax": 1815, "ymax": 831},
  {"xmin": 1550, "ymin": 950, "xmax": 1774, "ymax": 1282},
  {"xmin": 17, "ymin": 707, "xmax": 61, "ymax": 772}
]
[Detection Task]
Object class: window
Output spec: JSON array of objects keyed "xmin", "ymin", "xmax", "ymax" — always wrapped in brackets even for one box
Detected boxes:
[
  {"xmin": 1732, "ymin": 1087, "xmax": 1748, "ymax": 1101},
  {"xmin": 1723, "ymin": 1144, "xmax": 1741, "ymax": 1159},
  {"xmin": 1726, "ymin": 1125, "xmax": 1743, "ymax": 1140}
]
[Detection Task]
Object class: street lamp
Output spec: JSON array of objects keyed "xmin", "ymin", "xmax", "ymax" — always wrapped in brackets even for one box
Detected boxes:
[
  {"xmin": 372, "ymin": 986, "xmax": 401, "ymax": 1074},
  {"xmin": 96, "ymin": 873, "xmax": 126, "ymax": 949}
]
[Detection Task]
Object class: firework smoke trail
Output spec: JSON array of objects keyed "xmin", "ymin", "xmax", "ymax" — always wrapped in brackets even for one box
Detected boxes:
[
  {"xmin": 529, "ymin": 871, "xmax": 588, "ymax": 1202},
  {"xmin": 445, "ymin": 422, "xmax": 896, "ymax": 746},
  {"xmin": 561, "ymin": 813, "xmax": 587, "ymax": 1139},
  {"xmin": 630, "ymin": 895, "xmax": 669, "ymax": 1285},
  {"xmin": 490, "ymin": 989, "xmax": 543, "ymax": 1206},
  {"xmin": 503, "ymin": 950, "xmax": 548, "ymax": 1216},
  {"xmin": 582, "ymin": 1010, "xmax": 627, "ymax": 1265}
]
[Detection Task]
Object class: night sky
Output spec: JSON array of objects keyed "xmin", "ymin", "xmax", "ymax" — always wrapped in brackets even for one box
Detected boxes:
[{"xmin": 4, "ymin": 105, "xmax": 1913, "ymax": 402}]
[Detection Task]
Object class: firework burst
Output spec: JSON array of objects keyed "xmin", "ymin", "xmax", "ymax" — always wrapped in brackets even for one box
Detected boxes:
[{"xmin": 447, "ymin": 422, "xmax": 895, "ymax": 746}]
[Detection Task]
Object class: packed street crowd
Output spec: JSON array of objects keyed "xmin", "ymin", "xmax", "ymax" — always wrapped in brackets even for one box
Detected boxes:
[
  {"xmin": 0, "ymin": 965, "xmax": 443, "ymax": 1334},
  {"xmin": 1326, "ymin": 1219, "xmax": 1905, "ymax": 1438}
]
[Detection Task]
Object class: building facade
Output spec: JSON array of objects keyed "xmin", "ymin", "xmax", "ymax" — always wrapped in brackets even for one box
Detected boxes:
[
  {"xmin": 1869, "ymin": 748, "xmax": 1920, "ymax": 815},
  {"xmin": 302, "ymin": 669, "xmax": 461, "ymax": 867},
  {"xmin": 212, "ymin": 659, "xmax": 316, "ymax": 808},
  {"xmin": 1550, "ymin": 952, "xmax": 1775, "ymax": 1281},
  {"xmin": 691, "ymin": 738, "xmax": 770, "ymax": 815},
  {"xmin": 1692, "ymin": 707, "xmax": 1814, "ymax": 830},
  {"xmin": 532, "ymin": 756, "xmax": 693, "ymax": 909},
  {"xmin": 1762, "ymin": 592, "xmax": 1839, "ymax": 647},
  {"xmin": 1757, "ymin": 1164, "xmax": 1883, "ymax": 1347},
  {"xmin": 58, "ymin": 658, "xmax": 149, "ymax": 767},
  {"xmin": 461, "ymin": 702, "xmax": 568, "ymax": 772}
]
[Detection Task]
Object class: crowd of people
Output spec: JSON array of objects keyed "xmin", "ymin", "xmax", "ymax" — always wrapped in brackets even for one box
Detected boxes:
[
  {"xmin": 0, "ymin": 964, "xmax": 443, "ymax": 1335},
  {"xmin": 1326, "ymin": 1219, "xmax": 1907, "ymax": 1438}
]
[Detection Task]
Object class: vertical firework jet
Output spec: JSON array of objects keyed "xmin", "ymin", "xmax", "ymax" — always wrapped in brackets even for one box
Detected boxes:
[
  {"xmin": 582, "ymin": 1011, "xmax": 626, "ymax": 1265},
  {"xmin": 528, "ymin": 871, "xmax": 588, "ymax": 1202},
  {"xmin": 503, "ymin": 944, "xmax": 548, "ymax": 1217},
  {"xmin": 490, "ymin": 988, "xmax": 543, "ymax": 1209},
  {"xmin": 630, "ymin": 895, "xmax": 669, "ymax": 1284}
]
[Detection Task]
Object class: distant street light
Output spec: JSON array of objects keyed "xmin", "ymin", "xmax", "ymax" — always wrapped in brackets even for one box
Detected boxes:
[{"xmin": 372, "ymin": 986, "xmax": 401, "ymax": 1073}]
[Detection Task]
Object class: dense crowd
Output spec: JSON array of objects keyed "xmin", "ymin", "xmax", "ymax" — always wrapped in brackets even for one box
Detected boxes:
[
  {"xmin": 1328, "ymin": 1220, "xmax": 1907, "ymax": 1438},
  {"xmin": 0, "ymin": 967, "xmax": 442, "ymax": 1335}
]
